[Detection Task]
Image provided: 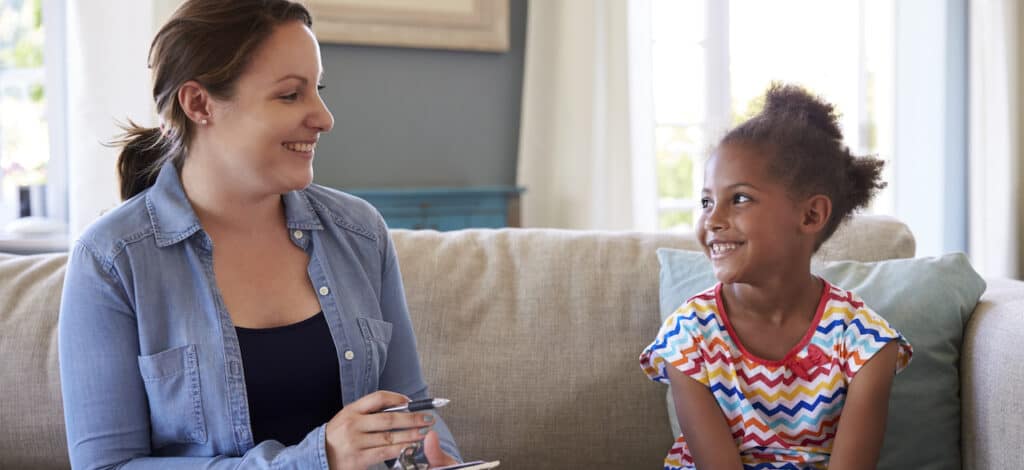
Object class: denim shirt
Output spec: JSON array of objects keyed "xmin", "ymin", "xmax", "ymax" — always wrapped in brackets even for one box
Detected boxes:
[{"xmin": 58, "ymin": 163, "xmax": 460, "ymax": 469}]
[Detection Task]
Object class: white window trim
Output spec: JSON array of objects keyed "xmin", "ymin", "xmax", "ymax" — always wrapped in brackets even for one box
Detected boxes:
[{"xmin": 43, "ymin": 0, "xmax": 68, "ymax": 224}]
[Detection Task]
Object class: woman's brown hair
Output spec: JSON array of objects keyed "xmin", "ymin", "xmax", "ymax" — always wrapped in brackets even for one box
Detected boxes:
[{"xmin": 113, "ymin": 0, "xmax": 313, "ymax": 200}]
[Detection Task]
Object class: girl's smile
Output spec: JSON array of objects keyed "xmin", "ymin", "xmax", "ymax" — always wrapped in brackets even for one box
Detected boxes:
[{"xmin": 697, "ymin": 143, "xmax": 812, "ymax": 286}]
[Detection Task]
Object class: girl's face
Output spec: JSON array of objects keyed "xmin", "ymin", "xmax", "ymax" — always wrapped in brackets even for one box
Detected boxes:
[
  {"xmin": 204, "ymin": 21, "xmax": 334, "ymax": 196},
  {"xmin": 696, "ymin": 143, "xmax": 812, "ymax": 285}
]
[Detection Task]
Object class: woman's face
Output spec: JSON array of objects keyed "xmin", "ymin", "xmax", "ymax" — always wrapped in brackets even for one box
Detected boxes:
[{"xmin": 204, "ymin": 21, "xmax": 334, "ymax": 196}]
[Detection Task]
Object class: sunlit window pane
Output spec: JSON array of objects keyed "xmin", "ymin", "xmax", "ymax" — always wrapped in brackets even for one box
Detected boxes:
[
  {"xmin": 650, "ymin": 0, "xmax": 895, "ymax": 231},
  {"xmin": 0, "ymin": 0, "xmax": 49, "ymax": 224},
  {"xmin": 652, "ymin": 0, "xmax": 705, "ymax": 126},
  {"xmin": 656, "ymin": 124, "xmax": 703, "ymax": 230}
]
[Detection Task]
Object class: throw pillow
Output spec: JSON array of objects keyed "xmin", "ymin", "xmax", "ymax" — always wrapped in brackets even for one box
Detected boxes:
[{"xmin": 654, "ymin": 249, "xmax": 985, "ymax": 470}]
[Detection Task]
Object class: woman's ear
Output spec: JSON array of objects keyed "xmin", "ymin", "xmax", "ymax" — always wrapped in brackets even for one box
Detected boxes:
[
  {"xmin": 177, "ymin": 80, "xmax": 212, "ymax": 126},
  {"xmin": 801, "ymin": 194, "xmax": 832, "ymax": 235}
]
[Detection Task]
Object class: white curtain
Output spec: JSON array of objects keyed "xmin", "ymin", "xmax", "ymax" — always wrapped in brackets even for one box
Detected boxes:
[
  {"xmin": 968, "ymin": 0, "xmax": 1021, "ymax": 279},
  {"xmin": 516, "ymin": 0, "xmax": 656, "ymax": 230},
  {"xmin": 65, "ymin": 0, "xmax": 181, "ymax": 239}
]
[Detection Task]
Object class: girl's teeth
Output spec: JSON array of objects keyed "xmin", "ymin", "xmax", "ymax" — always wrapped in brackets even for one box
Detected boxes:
[{"xmin": 712, "ymin": 243, "xmax": 738, "ymax": 254}]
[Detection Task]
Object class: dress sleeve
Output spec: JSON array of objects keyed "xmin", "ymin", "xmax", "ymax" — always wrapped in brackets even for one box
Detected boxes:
[
  {"xmin": 842, "ymin": 307, "xmax": 913, "ymax": 381},
  {"xmin": 640, "ymin": 303, "xmax": 710, "ymax": 386}
]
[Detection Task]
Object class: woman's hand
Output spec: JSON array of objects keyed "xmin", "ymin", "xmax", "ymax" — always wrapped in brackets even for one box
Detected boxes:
[
  {"xmin": 423, "ymin": 430, "xmax": 459, "ymax": 468},
  {"xmin": 324, "ymin": 391, "xmax": 435, "ymax": 470}
]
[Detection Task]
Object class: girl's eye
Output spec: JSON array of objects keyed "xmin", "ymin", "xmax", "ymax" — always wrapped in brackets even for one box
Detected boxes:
[
  {"xmin": 733, "ymin": 194, "xmax": 751, "ymax": 204},
  {"xmin": 700, "ymin": 197, "xmax": 712, "ymax": 209}
]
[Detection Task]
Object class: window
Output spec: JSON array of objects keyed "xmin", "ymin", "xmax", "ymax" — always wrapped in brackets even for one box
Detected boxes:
[
  {"xmin": 0, "ymin": 0, "xmax": 64, "ymax": 233},
  {"xmin": 651, "ymin": 0, "xmax": 895, "ymax": 230}
]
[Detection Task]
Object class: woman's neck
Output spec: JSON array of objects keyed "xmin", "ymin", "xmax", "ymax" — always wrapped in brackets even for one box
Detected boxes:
[{"xmin": 180, "ymin": 153, "xmax": 285, "ymax": 235}]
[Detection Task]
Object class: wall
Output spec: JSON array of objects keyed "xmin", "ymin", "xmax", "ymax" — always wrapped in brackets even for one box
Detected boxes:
[
  {"xmin": 893, "ymin": 0, "xmax": 967, "ymax": 258},
  {"xmin": 1019, "ymin": 1, "xmax": 1024, "ymax": 276},
  {"xmin": 312, "ymin": 0, "xmax": 528, "ymax": 190},
  {"xmin": 66, "ymin": 0, "xmax": 158, "ymax": 237}
]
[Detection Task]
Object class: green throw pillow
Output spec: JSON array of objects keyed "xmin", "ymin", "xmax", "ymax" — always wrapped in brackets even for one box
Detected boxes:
[{"xmin": 654, "ymin": 249, "xmax": 985, "ymax": 470}]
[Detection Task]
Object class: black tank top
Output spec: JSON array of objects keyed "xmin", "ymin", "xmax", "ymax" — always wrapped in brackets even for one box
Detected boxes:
[{"xmin": 236, "ymin": 312, "xmax": 342, "ymax": 446}]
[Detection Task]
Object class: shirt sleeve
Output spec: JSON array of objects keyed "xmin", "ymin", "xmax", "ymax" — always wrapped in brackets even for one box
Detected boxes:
[
  {"xmin": 841, "ymin": 306, "xmax": 913, "ymax": 381},
  {"xmin": 376, "ymin": 221, "xmax": 463, "ymax": 463},
  {"xmin": 640, "ymin": 303, "xmax": 709, "ymax": 386},
  {"xmin": 59, "ymin": 242, "xmax": 329, "ymax": 470}
]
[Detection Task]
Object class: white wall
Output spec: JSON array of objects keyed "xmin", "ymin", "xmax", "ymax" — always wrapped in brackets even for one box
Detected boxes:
[{"xmin": 66, "ymin": 0, "xmax": 181, "ymax": 239}]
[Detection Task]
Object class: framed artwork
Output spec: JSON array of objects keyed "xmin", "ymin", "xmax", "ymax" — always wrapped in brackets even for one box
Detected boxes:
[{"xmin": 305, "ymin": 0, "xmax": 509, "ymax": 53}]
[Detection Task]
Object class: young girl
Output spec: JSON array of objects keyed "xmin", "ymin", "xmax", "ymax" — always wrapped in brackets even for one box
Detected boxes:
[{"xmin": 640, "ymin": 84, "xmax": 912, "ymax": 469}]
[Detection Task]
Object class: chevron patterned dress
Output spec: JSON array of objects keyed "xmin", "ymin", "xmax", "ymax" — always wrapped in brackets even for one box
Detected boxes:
[{"xmin": 640, "ymin": 281, "xmax": 912, "ymax": 470}]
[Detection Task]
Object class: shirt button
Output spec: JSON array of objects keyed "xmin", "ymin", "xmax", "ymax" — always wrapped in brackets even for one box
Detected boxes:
[
  {"xmin": 344, "ymin": 350, "xmax": 355, "ymax": 360},
  {"xmin": 293, "ymin": 230, "xmax": 304, "ymax": 240},
  {"xmin": 318, "ymin": 286, "xmax": 330, "ymax": 296}
]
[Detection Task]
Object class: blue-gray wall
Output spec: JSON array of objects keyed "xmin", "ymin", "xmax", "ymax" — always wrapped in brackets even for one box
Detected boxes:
[{"xmin": 313, "ymin": 0, "xmax": 527, "ymax": 190}]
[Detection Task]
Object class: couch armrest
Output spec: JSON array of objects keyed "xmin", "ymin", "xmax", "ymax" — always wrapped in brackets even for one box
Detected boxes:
[{"xmin": 961, "ymin": 278, "xmax": 1024, "ymax": 470}]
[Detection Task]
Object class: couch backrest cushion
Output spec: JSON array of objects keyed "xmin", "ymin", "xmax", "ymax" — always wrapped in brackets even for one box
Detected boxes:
[
  {"xmin": 391, "ymin": 215, "xmax": 915, "ymax": 469},
  {"xmin": 0, "ymin": 215, "xmax": 913, "ymax": 468},
  {"xmin": 0, "ymin": 252, "xmax": 69, "ymax": 469}
]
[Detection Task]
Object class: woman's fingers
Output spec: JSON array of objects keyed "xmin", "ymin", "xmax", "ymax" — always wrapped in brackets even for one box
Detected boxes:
[
  {"xmin": 356, "ymin": 410, "xmax": 435, "ymax": 432},
  {"xmin": 347, "ymin": 390, "xmax": 410, "ymax": 414},
  {"xmin": 324, "ymin": 391, "xmax": 439, "ymax": 469},
  {"xmin": 423, "ymin": 430, "xmax": 459, "ymax": 466},
  {"xmin": 357, "ymin": 426, "xmax": 431, "ymax": 450},
  {"xmin": 365, "ymin": 442, "xmax": 415, "ymax": 466}
]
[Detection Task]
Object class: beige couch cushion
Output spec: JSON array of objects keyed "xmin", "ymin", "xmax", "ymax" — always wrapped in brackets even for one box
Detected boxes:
[
  {"xmin": 0, "ymin": 214, "xmax": 913, "ymax": 468},
  {"xmin": 392, "ymin": 215, "xmax": 915, "ymax": 468},
  {"xmin": 962, "ymin": 278, "xmax": 1024, "ymax": 470},
  {"xmin": 0, "ymin": 253, "xmax": 69, "ymax": 470}
]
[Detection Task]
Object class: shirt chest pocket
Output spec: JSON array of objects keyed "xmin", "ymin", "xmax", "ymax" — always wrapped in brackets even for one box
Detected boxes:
[
  {"xmin": 356, "ymin": 317, "xmax": 393, "ymax": 389},
  {"xmin": 137, "ymin": 344, "xmax": 208, "ymax": 447}
]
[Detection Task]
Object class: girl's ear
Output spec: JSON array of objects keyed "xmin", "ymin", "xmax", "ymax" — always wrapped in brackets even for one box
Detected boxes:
[{"xmin": 801, "ymin": 194, "xmax": 832, "ymax": 235}]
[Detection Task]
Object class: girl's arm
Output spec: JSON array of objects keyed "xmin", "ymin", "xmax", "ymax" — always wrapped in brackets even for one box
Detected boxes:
[
  {"xmin": 829, "ymin": 341, "xmax": 899, "ymax": 470},
  {"xmin": 666, "ymin": 365, "xmax": 744, "ymax": 470}
]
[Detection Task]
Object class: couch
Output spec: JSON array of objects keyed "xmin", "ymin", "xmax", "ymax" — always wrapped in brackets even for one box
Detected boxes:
[{"xmin": 1, "ymin": 216, "xmax": 1022, "ymax": 469}]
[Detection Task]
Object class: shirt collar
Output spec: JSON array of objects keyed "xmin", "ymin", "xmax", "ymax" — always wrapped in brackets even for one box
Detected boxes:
[{"xmin": 146, "ymin": 161, "xmax": 324, "ymax": 248}]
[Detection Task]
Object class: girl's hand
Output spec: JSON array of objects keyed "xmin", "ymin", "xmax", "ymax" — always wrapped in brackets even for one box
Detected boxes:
[
  {"xmin": 423, "ymin": 429, "xmax": 459, "ymax": 468},
  {"xmin": 324, "ymin": 391, "xmax": 435, "ymax": 470}
]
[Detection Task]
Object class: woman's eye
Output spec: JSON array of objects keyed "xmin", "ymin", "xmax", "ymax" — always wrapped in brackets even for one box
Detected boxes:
[
  {"xmin": 280, "ymin": 92, "xmax": 299, "ymax": 101},
  {"xmin": 317, "ymin": 84, "xmax": 326, "ymax": 91},
  {"xmin": 733, "ymin": 194, "xmax": 751, "ymax": 204}
]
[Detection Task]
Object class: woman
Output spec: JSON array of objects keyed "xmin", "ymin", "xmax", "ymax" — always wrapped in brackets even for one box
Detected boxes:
[{"xmin": 58, "ymin": 1, "xmax": 461, "ymax": 468}]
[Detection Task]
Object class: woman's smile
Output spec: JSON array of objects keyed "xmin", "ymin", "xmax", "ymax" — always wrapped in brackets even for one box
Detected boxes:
[{"xmin": 282, "ymin": 140, "xmax": 316, "ymax": 157}]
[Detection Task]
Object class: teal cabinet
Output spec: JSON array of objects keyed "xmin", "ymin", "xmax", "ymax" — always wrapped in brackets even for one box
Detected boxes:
[{"xmin": 347, "ymin": 187, "xmax": 525, "ymax": 231}]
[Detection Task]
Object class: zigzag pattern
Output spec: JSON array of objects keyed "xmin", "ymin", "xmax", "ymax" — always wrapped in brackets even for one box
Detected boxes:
[{"xmin": 641, "ymin": 282, "xmax": 912, "ymax": 470}]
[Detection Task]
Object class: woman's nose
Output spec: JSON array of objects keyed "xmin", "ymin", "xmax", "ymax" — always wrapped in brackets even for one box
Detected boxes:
[{"xmin": 308, "ymin": 95, "xmax": 335, "ymax": 132}]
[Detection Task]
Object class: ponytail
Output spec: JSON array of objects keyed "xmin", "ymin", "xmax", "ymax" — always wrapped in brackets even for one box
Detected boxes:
[
  {"xmin": 112, "ymin": 121, "xmax": 179, "ymax": 200},
  {"xmin": 111, "ymin": 0, "xmax": 313, "ymax": 201}
]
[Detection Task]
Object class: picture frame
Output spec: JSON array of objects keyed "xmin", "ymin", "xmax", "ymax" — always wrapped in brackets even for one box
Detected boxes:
[{"xmin": 304, "ymin": 0, "xmax": 510, "ymax": 53}]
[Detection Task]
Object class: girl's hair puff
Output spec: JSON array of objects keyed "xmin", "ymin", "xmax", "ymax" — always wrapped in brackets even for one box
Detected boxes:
[{"xmin": 720, "ymin": 83, "xmax": 886, "ymax": 249}]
